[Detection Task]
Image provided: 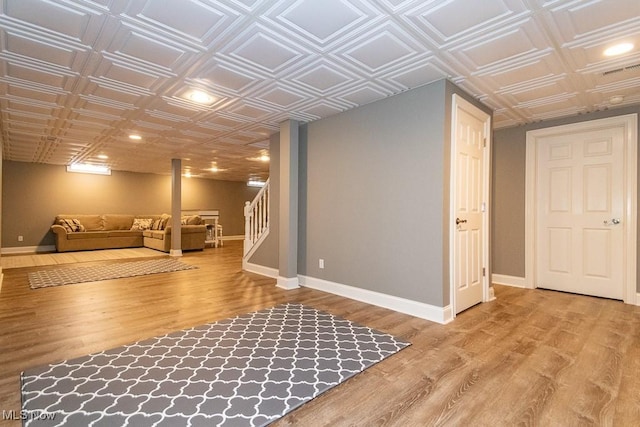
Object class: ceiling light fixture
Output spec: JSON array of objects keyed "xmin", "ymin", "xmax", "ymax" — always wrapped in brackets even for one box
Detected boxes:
[
  {"xmin": 97, "ymin": 154, "xmax": 108, "ymax": 159},
  {"xmin": 184, "ymin": 171, "xmax": 192, "ymax": 178},
  {"xmin": 247, "ymin": 179, "xmax": 266, "ymax": 188},
  {"xmin": 129, "ymin": 134, "xmax": 142, "ymax": 140},
  {"xmin": 604, "ymin": 42, "xmax": 634, "ymax": 57},
  {"xmin": 610, "ymin": 95, "xmax": 624, "ymax": 105},
  {"xmin": 67, "ymin": 163, "xmax": 111, "ymax": 175},
  {"xmin": 188, "ymin": 90, "xmax": 213, "ymax": 104},
  {"xmin": 259, "ymin": 154, "xmax": 270, "ymax": 162}
]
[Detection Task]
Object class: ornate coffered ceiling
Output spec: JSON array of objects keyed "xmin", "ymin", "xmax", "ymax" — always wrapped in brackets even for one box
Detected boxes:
[{"xmin": 0, "ymin": 0, "xmax": 638, "ymax": 181}]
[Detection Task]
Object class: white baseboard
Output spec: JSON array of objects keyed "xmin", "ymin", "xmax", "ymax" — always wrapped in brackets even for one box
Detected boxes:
[
  {"xmin": 299, "ymin": 275, "xmax": 453, "ymax": 325},
  {"xmin": 221, "ymin": 235, "xmax": 243, "ymax": 241},
  {"xmin": 492, "ymin": 274, "xmax": 528, "ymax": 288},
  {"xmin": 277, "ymin": 276, "xmax": 299, "ymax": 290},
  {"xmin": 1, "ymin": 245, "xmax": 56, "ymax": 255},
  {"xmin": 242, "ymin": 260, "xmax": 278, "ymax": 278},
  {"xmin": 635, "ymin": 293, "xmax": 640, "ymax": 306}
]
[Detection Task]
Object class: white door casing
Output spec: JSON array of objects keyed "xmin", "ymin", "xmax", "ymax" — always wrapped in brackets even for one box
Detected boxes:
[
  {"xmin": 450, "ymin": 95, "xmax": 491, "ymax": 315},
  {"xmin": 525, "ymin": 114, "xmax": 637, "ymax": 303}
]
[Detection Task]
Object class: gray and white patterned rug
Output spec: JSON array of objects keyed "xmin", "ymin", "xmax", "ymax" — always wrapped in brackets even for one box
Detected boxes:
[
  {"xmin": 28, "ymin": 258, "xmax": 197, "ymax": 289},
  {"xmin": 21, "ymin": 303, "xmax": 410, "ymax": 426}
]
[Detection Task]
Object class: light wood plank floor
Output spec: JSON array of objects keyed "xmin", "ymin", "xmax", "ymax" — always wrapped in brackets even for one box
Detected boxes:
[{"xmin": 1, "ymin": 241, "xmax": 639, "ymax": 426}]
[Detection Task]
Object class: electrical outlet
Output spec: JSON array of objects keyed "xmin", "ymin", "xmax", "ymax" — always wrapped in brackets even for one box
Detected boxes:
[
  {"xmin": 319, "ymin": 259, "xmax": 324, "ymax": 269},
  {"xmin": 18, "ymin": 235, "xmax": 23, "ymax": 242}
]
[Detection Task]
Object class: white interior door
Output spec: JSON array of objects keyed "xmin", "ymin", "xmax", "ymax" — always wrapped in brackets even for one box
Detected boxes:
[
  {"xmin": 452, "ymin": 95, "xmax": 490, "ymax": 314},
  {"xmin": 535, "ymin": 124, "xmax": 625, "ymax": 299}
]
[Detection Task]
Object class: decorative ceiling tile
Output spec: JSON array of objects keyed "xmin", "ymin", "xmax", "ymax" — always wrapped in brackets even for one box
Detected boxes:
[
  {"xmin": 3, "ymin": 0, "xmax": 105, "ymax": 45},
  {"xmin": 122, "ymin": 0, "xmax": 242, "ymax": 49},
  {"xmin": 94, "ymin": 57, "xmax": 166, "ymax": 91},
  {"xmin": 106, "ymin": 24, "xmax": 198, "ymax": 75},
  {"xmin": 227, "ymin": 101, "xmax": 278, "ymax": 120},
  {"xmin": 384, "ymin": 55, "xmax": 448, "ymax": 89},
  {"xmin": 451, "ymin": 18, "xmax": 552, "ymax": 72},
  {"xmin": 1, "ymin": 29, "xmax": 88, "ymax": 70},
  {"xmin": 291, "ymin": 60, "xmax": 357, "ymax": 94},
  {"xmin": 190, "ymin": 60, "xmax": 262, "ymax": 95},
  {"xmin": 473, "ymin": 51, "xmax": 565, "ymax": 90},
  {"xmin": 336, "ymin": 84, "xmax": 394, "ymax": 107},
  {"xmin": 255, "ymin": 84, "xmax": 307, "ymax": 109},
  {"xmin": 265, "ymin": 0, "xmax": 379, "ymax": 48},
  {"xmin": 0, "ymin": 0, "xmax": 639, "ymax": 180},
  {"xmin": 542, "ymin": 0, "xmax": 640, "ymax": 44},
  {"xmin": 403, "ymin": 0, "xmax": 530, "ymax": 47},
  {"xmin": 339, "ymin": 22, "xmax": 425, "ymax": 72},
  {"xmin": 222, "ymin": 24, "xmax": 310, "ymax": 73}
]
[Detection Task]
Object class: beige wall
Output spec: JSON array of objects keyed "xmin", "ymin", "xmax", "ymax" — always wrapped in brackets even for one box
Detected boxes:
[{"xmin": 2, "ymin": 160, "xmax": 259, "ymax": 249}]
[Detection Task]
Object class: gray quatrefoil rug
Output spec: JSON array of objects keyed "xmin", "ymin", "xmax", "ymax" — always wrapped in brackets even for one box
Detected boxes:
[
  {"xmin": 28, "ymin": 258, "xmax": 197, "ymax": 289},
  {"xmin": 21, "ymin": 303, "xmax": 410, "ymax": 426}
]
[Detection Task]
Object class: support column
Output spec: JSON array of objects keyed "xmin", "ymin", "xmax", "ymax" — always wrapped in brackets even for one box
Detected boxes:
[
  {"xmin": 277, "ymin": 120, "xmax": 299, "ymax": 289},
  {"xmin": 170, "ymin": 158, "xmax": 182, "ymax": 257}
]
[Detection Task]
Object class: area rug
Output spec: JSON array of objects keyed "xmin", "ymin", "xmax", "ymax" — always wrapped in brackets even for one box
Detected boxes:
[
  {"xmin": 28, "ymin": 258, "xmax": 197, "ymax": 289},
  {"xmin": 21, "ymin": 303, "xmax": 410, "ymax": 426}
]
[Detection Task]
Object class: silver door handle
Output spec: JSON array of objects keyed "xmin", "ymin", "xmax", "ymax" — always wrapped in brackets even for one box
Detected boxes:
[
  {"xmin": 604, "ymin": 218, "xmax": 621, "ymax": 225},
  {"xmin": 456, "ymin": 218, "xmax": 467, "ymax": 225}
]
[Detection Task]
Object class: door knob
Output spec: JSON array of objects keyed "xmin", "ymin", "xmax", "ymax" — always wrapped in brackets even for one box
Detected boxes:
[
  {"xmin": 456, "ymin": 218, "xmax": 467, "ymax": 225},
  {"xmin": 604, "ymin": 218, "xmax": 621, "ymax": 225}
]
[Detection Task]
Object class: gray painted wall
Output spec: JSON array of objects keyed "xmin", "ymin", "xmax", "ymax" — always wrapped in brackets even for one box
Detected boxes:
[
  {"xmin": 300, "ymin": 81, "xmax": 444, "ymax": 304},
  {"xmin": 2, "ymin": 161, "xmax": 258, "ymax": 248},
  {"xmin": 492, "ymin": 105, "xmax": 640, "ymax": 292},
  {"xmin": 249, "ymin": 79, "xmax": 491, "ymax": 307}
]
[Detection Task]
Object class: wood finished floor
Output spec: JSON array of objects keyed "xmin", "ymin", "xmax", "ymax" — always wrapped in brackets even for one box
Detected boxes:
[{"xmin": 1, "ymin": 240, "xmax": 639, "ymax": 426}]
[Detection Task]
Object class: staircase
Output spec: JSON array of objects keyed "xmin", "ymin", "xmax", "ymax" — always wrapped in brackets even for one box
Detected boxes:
[{"xmin": 243, "ymin": 178, "xmax": 270, "ymax": 259}]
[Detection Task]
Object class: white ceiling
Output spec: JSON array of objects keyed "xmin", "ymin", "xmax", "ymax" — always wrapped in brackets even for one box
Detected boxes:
[{"xmin": 0, "ymin": 0, "xmax": 639, "ymax": 181}]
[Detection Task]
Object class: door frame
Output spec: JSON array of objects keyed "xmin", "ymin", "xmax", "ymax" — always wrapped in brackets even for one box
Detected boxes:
[
  {"xmin": 449, "ymin": 94, "xmax": 492, "ymax": 317},
  {"xmin": 525, "ymin": 114, "xmax": 638, "ymax": 304}
]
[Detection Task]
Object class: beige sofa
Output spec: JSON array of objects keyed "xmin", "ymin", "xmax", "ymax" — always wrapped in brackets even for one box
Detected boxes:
[{"xmin": 51, "ymin": 214, "xmax": 206, "ymax": 253}]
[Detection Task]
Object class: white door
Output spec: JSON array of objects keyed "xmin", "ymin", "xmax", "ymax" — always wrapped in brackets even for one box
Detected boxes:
[
  {"xmin": 452, "ymin": 95, "xmax": 490, "ymax": 314},
  {"xmin": 535, "ymin": 125, "xmax": 625, "ymax": 299}
]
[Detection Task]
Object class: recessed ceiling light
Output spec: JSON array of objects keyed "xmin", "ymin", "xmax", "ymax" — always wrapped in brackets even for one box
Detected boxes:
[
  {"xmin": 210, "ymin": 166, "xmax": 219, "ymax": 172},
  {"xmin": 610, "ymin": 95, "xmax": 624, "ymax": 104},
  {"xmin": 188, "ymin": 90, "xmax": 213, "ymax": 104},
  {"xmin": 260, "ymin": 154, "xmax": 270, "ymax": 162},
  {"xmin": 604, "ymin": 43, "xmax": 634, "ymax": 57},
  {"xmin": 97, "ymin": 154, "xmax": 108, "ymax": 159},
  {"xmin": 184, "ymin": 171, "xmax": 192, "ymax": 178},
  {"xmin": 129, "ymin": 134, "xmax": 142, "ymax": 140}
]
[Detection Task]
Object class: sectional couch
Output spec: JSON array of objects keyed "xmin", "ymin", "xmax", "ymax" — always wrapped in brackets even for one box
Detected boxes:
[{"xmin": 51, "ymin": 214, "xmax": 206, "ymax": 253}]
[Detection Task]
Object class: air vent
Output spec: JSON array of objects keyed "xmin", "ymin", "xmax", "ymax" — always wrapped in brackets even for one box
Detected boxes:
[
  {"xmin": 602, "ymin": 63, "xmax": 640, "ymax": 76},
  {"xmin": 602, "ymin": 68, "xmax": 624, "ymax": 76}
]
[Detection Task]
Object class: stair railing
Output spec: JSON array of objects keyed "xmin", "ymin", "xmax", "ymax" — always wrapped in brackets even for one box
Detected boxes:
[{"xmin": 244, "ymin": 178, "xmax": 270, "ymax": 257}]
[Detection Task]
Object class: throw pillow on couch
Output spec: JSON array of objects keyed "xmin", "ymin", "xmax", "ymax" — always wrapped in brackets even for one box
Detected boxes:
[
  {"xmin": 130, "ymin": 218, "xmax": 154, "ymax": 231},
  {"xmin": 58, "ymin": 218, "xmax": 85, "ymax": 233}
]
